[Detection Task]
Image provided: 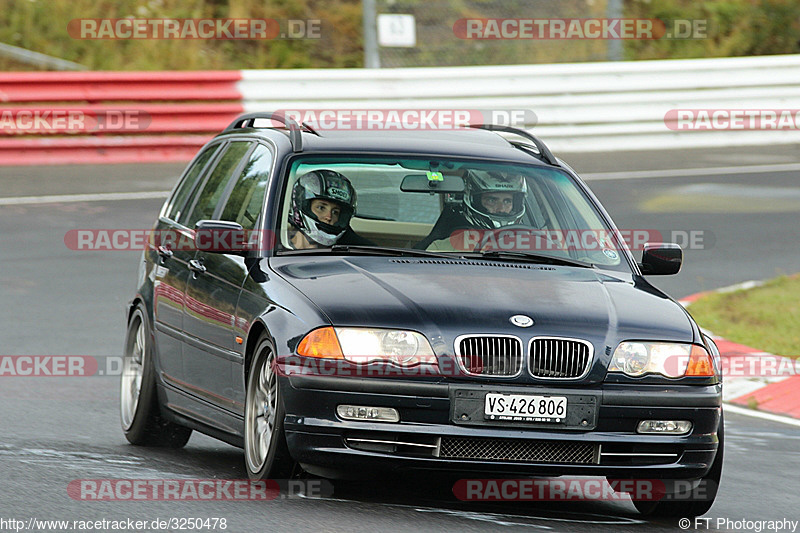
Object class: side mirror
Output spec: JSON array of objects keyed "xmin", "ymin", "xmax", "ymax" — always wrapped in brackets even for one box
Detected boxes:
[
  {"xmin": 194, "ymin": 220, "xmax": 250, "ymax": 254},
  {"xmin": 639, "ymin": 242, "xmax": 682, "ymax": 275}
]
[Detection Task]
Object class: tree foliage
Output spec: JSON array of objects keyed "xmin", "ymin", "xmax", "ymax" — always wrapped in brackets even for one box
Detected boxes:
[{"xmin": 0, "ymin": 0, "xmax": 798, "ymax": 70}]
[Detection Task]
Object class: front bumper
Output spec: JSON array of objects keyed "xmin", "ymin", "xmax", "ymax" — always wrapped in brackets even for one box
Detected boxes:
[{"xmin": 282, "ymin": 375, "xmax": 722, "ymax": 480}]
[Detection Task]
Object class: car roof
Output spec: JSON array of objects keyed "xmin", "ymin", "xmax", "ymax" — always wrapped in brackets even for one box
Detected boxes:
[{"xmin": 214, "ymin": 125, "xmax": 558, "ymax": 167}]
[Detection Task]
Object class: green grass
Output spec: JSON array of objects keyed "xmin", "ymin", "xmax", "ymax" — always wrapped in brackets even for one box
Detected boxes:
[{"xmin": 687, "ymin": 275, "xmax": 800, "ymax": 359}]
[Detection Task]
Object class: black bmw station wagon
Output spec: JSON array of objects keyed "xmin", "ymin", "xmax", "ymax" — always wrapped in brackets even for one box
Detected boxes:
[{"xmin": 121, "ymin": 112, "xmax": 723, "ymax": 517}]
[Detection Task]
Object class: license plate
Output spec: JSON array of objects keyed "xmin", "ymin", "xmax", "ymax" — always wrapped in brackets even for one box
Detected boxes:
[{"xmin": 484, "ymin": 393, "xmax": 567, "ymax": 422}]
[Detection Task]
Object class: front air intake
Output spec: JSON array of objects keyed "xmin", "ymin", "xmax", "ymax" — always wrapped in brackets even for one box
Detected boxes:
[
  {"xmin": 456, "ymin": 335, "xmax": 523, "ymax": 377},
  {"xmin": 529, "ymin": 337, "xmax": 593, "ymax": 379},
  {"xmin": 439, "ymin": 437, "xmax": 599, "ymax": 464}
]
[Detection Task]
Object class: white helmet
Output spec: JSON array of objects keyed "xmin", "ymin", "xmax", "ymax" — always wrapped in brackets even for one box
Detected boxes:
[{"xmin": 288, "ymin": 170, "xmax": 356, "ymax": 246}]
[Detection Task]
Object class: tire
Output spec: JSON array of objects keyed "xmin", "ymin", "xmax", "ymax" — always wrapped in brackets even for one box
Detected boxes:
[
  {"xmin": 244, "ymin": 334, "xmax": 295, "ymax": 480},
  {"xmin": 632, "ymin": 412, "xmax": 724, "ymax": 518},
  {"xmin": 120, "ymin": 304, "xmax": 192, "ymax": 448}
]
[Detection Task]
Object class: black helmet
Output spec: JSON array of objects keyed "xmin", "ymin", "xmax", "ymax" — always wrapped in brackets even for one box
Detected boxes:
[
  {"xmin": 289, "ymin": 169, "xmax": 357, "ymax": 246},
  {"xmin": 463, "ymin": 170, "xmax": 526, "ymax": 229}
]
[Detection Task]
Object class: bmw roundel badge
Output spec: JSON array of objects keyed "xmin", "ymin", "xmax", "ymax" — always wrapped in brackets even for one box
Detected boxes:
[{"xmin": 510, "ymin": 315, "xmax": 534, "ymax": 328}]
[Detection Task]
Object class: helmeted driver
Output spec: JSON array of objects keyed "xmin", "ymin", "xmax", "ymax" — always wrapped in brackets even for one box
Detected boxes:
[
  {"xmin": 288, "ymin": 169, "xmax": 371, "ymax": 249},
  {"xmin": 416, "ymin": 169, "xmax": 528, "ymax": 250},
  {"xmin": 462, "ymin": 170, "xmax": 527, "ymax": 229}
]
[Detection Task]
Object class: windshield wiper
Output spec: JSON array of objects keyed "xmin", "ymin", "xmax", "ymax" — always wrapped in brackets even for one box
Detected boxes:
[
  {"xmin": 461, "ymin": 250, "xmax": 593, "ymax": 268},
  {"xmin": 280, "ymin": 246, "xmax": 592, "ymax": 266},
  {"xmin": 279, "ymin": 245, "xmax": 455, "ymax": 259},
  {"xmin": 332, "ymin": 245, "xmax": 456, "ymax": 258}
]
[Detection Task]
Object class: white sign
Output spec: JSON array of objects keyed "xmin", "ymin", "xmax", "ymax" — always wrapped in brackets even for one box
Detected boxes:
[{"xmin": 377, "ymin": 14, "xmax": 416, "ymax": 47}]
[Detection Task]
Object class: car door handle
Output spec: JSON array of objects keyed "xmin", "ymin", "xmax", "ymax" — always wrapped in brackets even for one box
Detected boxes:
[
  {"xmin": 188, "ymin": 259, "xmax": 206, "ymax": 274},
  {"xmin": 156, "ymin": 246, "xmax": 173, "ymax": 260}
]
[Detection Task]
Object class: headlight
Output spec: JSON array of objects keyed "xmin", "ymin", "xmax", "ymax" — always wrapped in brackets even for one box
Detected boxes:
[
  {"xmin": 609, "ymin": 342, "xmax": 715, "ymax": 378},
  {"xmin": 297, "ymin": 327, "xmax": 436, "ymax": 366}
]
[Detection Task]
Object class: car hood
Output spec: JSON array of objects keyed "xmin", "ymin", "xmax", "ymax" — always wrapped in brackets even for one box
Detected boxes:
[{"xmin": 270, "ymin": 255, "xmax": 694, "ymax": 352}]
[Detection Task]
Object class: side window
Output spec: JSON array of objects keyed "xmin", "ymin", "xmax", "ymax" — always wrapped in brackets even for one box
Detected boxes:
[
  {"xmin": 182, "ymin": 141, "xmax": 253, "ymax": 228},
  {"xmin": 165, "ymin": 144, "xmax": 220, "ymax": 222},
  {"xmin": 220, "ymin": 144, "xmax": 274, "ymax": 230}
]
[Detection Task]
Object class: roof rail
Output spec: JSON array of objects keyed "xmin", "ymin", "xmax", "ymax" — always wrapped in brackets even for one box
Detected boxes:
[
  {"xmin": 225, "ymin": 112, "xmax": 305, "ymax": 152},
  {"xmin": 469, "ymin": 124, "xmax": 559, "ymax": 166}
]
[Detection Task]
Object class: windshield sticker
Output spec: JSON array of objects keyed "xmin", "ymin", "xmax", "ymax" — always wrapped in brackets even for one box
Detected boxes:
[{"xmin": 427, "ymin": 171, "xmax": 444, "ymax": 182}]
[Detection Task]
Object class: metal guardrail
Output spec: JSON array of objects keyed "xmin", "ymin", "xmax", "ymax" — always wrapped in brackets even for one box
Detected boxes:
[
  {"xmin": 1, "ymin": 54, "xmax": 799, "ymax": 165},
  {"xmin": 0, "ymin": 71, "xmax": 243, "ymax": 102},
  {"xmin": 239, "ymin": 54, "xmax": 800, "ymax": 152},
  {"xmin": 0, "ymin": 42, "xmax": 86, "ymax": 71},
  {"xmin": 0, "ymin": 71, "xmax": 243, "ymax": 165}
]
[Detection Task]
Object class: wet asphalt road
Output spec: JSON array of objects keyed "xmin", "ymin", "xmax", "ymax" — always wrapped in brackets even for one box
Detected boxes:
[{"xmin": 0, "ymin": 145, "xmax": 799, "ymax": 532}]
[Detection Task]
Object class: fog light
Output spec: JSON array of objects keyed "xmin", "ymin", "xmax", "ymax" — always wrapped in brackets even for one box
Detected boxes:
[
  {"xmin": 337, "ymin": 405, "xmax": 400, "ymax": 423},
  {"xmin": 637, "ymin": 420, "xmax": 692, "ymax": 434}
]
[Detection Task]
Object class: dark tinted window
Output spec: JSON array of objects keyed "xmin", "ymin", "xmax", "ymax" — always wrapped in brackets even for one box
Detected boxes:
[
  {"xmin": 165, "ymin": 144, "xmax": 220, "ymax": 222},
  {"xmin": 182, "ymin": 141, "xmax": 252, "ymax": 227},
  {"xmin": 220, "ymin": 144, "xmax": 273, "ymax": 230}
]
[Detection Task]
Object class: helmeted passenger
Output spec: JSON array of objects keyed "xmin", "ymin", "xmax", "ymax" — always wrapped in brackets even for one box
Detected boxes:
[{"xmin": 288, "ymin": 169, "xmax": 371, "ymax": 249}]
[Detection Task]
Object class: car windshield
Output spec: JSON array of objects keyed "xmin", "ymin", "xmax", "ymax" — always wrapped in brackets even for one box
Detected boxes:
[{"xmin": 277, "ymin": 156, "xmax": 630, "ymax": 272}]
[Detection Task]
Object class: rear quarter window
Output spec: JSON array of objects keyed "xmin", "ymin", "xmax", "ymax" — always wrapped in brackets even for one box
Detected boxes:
[
  {"xmin": 219, "ymin": 144, "xmax": 274, "ymax": 230},
  {"xmin": 182, "ymin": 141, "xmax": 253, "ymax": 228},
  {"xmin": 164, "ymin": 144, "xmax": 221, "ymax": 223}
]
